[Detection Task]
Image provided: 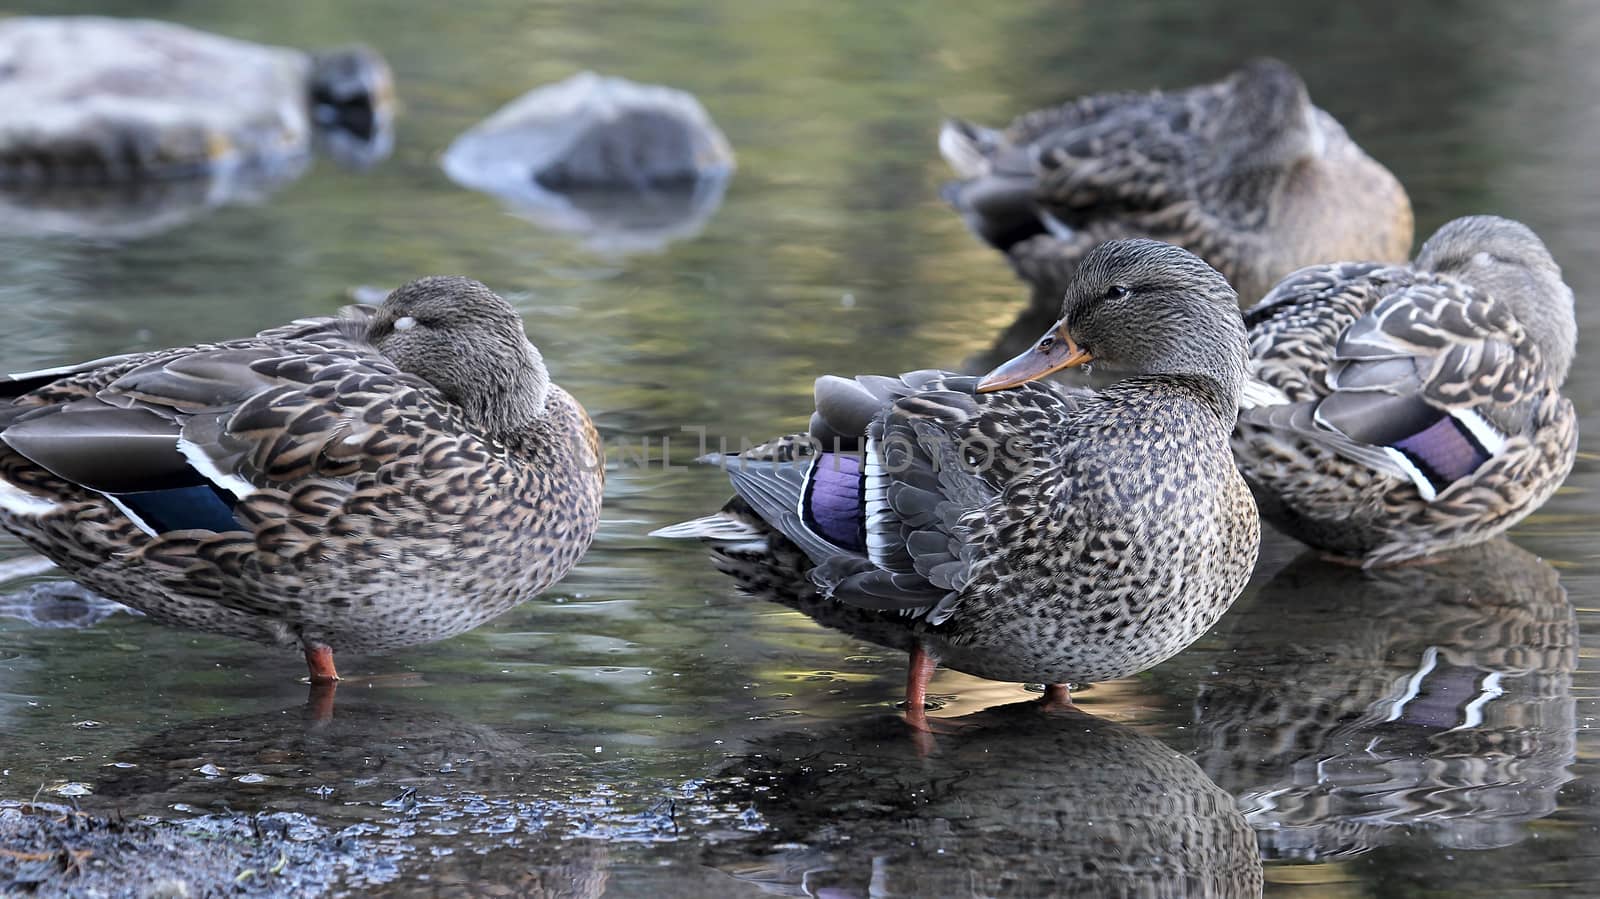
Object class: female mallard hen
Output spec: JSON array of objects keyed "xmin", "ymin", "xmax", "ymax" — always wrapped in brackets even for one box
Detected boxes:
[
  {"xmin": 941, "ymin": 59, "xmax": 1412, "ymax": 362},
  {"xmin": 0, "ymin": 276, "xmax": 603, "ymax": 684},
  {"xmin": 1232, "ymin": 216, "xmax": 1577, "ymax": 565},
  {"xmin": 655, "ymin": 240, "xmax": 1259, "ymax": 726}
]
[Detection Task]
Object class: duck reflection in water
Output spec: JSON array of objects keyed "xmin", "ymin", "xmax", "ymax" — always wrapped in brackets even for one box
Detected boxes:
[
  {"xmin": 1185, "ymin": 538, "xmax": 1576, "ymax": 860},
  {"xmin": 703, "ymin": 699, "xmax": 1263, "ymax": 898}
]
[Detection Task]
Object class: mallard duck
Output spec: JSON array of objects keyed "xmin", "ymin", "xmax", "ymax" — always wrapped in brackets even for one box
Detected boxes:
[
  {"xmin": 940, "ymin": 59, "xmax": 1412, "ymax": 363},
  {"xmin": 0, "ymin": 276, "xmax": 603, "ymax": 685},
  {"xmin": 1231, "ymin": 216, "xmax": 1577, "ymax": 565},
  {"xmin": 655, "ymin": 240, "xmax": 1260, "ymax": 726}
]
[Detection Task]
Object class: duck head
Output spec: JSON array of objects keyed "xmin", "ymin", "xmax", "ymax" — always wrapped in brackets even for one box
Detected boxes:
[
  {"xmin": 368, "ymin": 276, "xmax": 550, "ymax": 439},
  {"xmin": 1416, "ymin": 215, "xmax": 1576, "ymax": 384},
  {"xmin": 1217, "ymin": 58, "xmax": 1328, "ymax": 172},
  {"xmin": 977, "ymin": 239, "xmax": 1249, "ymax": 415}
]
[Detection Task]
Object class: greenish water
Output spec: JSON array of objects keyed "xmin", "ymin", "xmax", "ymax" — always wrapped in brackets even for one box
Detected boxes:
[{"xmin": 2, "ymin": 1, "xmax": 1599, "ymax": 895}]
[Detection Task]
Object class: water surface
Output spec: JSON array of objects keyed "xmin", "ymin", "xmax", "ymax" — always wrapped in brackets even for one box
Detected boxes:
[{"xmin": 2, "ymin": 1, "xmax": 1599, "ymax": 895}]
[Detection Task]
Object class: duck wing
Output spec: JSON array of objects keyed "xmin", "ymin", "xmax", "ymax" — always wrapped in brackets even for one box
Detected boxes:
[
  {"xmin": 941, "ymin": 89, "xmax": 1203, "ymax": 253},
  {"xmin": 714, "ymin": 371, "xmax": 1084, "ymax": 624},
  {"xmin": 0, "ymin": 305, "xmax": 469, "ymax": 539},
  {"xmin": 1240, "ymin": 266, "xmax": 1548, "ymax": 498},
  {"xmin": 0, "ymin": 352, "xmax": 147, "ymax": 403},
  {"xmin": 1242, "ymin": 261, "xmax": 1399, "ymax": 401},
  {"xmin": 704, "ymin": 370, "xmax": 955, "ymax": 577}
]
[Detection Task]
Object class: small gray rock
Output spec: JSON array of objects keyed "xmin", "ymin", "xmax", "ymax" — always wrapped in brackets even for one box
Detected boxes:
[{"xmin": 443, "ymin": 72, "xmax": 733, "ymax": 253}]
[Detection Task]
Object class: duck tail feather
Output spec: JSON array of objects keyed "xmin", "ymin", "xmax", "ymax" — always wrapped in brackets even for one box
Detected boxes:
[
  {"xmin": 649, "ymin": 513, "xmax": 765, "ymax": 541},
  {"xmin": 1240, "ymin": 379, "xmax": 1291, "ymax": 409},
  {"xmin": 938, "ymin": 119, "xmax": 999, "ymax": 179}
]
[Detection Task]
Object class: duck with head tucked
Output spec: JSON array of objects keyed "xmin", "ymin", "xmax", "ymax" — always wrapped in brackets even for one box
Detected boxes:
[
  {"xmin": 1232, "ymin": 216, "xmax": 1578, "ymax": 566},
  {"xmin": 655, "ymin": 240, "xmax": 1259, "ymax": 728},
  {"xmin": 941, "ymin": 59, "xmax": 1413, "ymax": 363},
  {"xmin": 0, "ymin": 276, "xmax": 603, "ymax": 686}
]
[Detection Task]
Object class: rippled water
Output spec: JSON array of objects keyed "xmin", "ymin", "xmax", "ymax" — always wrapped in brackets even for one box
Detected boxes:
[{"xmin": 2, "ymin": 1, "xmax": 1599, "ymax": 895}]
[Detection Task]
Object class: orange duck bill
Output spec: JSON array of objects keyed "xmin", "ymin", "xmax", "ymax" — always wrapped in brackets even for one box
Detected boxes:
[{"xmin": 976, "ymin": 320, "xmax": 1092, "ymax": 392}]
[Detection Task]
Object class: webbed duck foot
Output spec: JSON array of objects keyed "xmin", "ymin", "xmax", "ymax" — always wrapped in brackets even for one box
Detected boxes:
[
  {"xmin": 303, "ymin": 643, "xmax": 341, "ymax": 685},
  {"xmin": 901, "ymin": 703, "xmax": 959, "ymax": 734},
  {"xmin": 301, "ymin": 644, "xmax": 341, "ymax": 723},
  {"xmin": 907, "ymin": 720, "xmax": 937, "ymax": 758},
  {"xmin": 903, "ymin": 705, "xmax": 965, "ymax": 757},
  {"xmin": 901, "ymin": 644, "xmax": 957, "ymax": 755}
]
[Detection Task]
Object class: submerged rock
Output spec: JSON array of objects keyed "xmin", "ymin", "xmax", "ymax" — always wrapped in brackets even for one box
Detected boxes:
[
  {"xmin": 443, "ymin": 72, "xmax": 733, "ymax": 253},
  {"xmin": 0, "ymin": 580, "xmax": 134, "ymax": 630},
  {"xmin": 0, "ymin": 165, "xmax": 307, "ymax": 240},
  {"xmin": 0, "ymin": 16, "xmax": 394, "ymax": 236}
]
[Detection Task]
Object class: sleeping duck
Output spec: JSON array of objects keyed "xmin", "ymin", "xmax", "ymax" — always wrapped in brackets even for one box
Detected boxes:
[
  {"xmin": 0, "ymin": 276, "xmax": 603, "ymax": 685},
  {"xmin": 1232, "ymin": 216, "xmax": 1577, "ymax": 565},
  {"xmin": 941, "ymin": 59, "xmax": 1413, "ymax": 363}
]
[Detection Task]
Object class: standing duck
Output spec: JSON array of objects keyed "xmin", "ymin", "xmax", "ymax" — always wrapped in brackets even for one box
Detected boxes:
[
  {"xmin": 0, "ymin": 276, "xmax": 603, "ymax": 685},
  {"xmin": 1232, "ymin": 216, "xmax": 1578, "ymax": 565},
  {"xmin": 655, "ymin": 240, "xmax": 1259, "ymax": 726},
  {"xmin": 940, "ymin": 59, "xmax": 1412, "ymax": 363}
]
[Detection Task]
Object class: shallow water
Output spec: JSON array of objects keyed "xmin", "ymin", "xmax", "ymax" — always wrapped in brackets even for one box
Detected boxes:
[{"xmin": 2, "ymin": 0, "xmax": 1600, "ymax": 895}]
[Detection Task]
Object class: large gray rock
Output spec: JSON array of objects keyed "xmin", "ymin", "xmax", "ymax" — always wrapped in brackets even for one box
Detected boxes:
[
  {"xmin": 0, "ymin": 16, "xmax": 393, "ymax": 236},
  {"xmin": 0, "ymin": 17, "xmax": 392, "ymax": 182},
  {"xmin": 443, "ymin": 72, "xmax": 734, "ymax": 253}
]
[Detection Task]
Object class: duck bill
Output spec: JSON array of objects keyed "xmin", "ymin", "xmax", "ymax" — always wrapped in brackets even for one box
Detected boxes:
[{"xmin": 976, "ymin": 321, "xmax": 1092, "ymax": 393}]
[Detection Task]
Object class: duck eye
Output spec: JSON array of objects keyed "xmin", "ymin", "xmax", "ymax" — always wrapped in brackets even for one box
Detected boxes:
[
  {"xmin": 1105, "ymin": 285, "xmax": 1130, "ymax": 300},
  {"xmin": 393, "ymin": 316, "xmax": 418, "ymax": 331}
]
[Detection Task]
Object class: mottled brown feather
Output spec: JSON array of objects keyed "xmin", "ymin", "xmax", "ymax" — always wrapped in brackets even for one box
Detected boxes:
[{"xmin": 1234, "ymin": 218, "xmax": 1577, "ymax": 564}]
